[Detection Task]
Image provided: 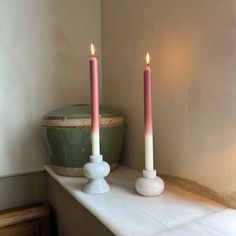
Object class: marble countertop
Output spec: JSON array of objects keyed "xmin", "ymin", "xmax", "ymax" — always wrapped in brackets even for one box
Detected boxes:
[{"xmin": 44, "ymin": 165, "xmax": 236, "ymax": 236}]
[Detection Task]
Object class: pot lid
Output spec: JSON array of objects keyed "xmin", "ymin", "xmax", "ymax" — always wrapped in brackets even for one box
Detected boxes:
[{"xmin": 43, "ymin": 104, "xmax": 123, "ymax": 120}]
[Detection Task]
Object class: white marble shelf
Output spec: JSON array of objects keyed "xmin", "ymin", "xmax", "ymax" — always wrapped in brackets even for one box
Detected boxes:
[{"xmin": 44, "ymin": 165, "xmax": 236, "ymax": 236}]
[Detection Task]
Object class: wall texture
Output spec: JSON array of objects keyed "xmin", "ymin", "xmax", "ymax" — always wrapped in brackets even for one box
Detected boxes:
[
  {"xmin": 0, "ymin": 0, "xmax": 101, "ymax": 176},
  {"xmin": 2, "ymin": 0, "xmax": 236, "ymax": 212},
  {"xmin": 102, "ymin": 0, "xmax": 236, "ymax": 201},
  {"xmin": 0, "ymin": 171, "xmax": 46, "ymax": 210}
]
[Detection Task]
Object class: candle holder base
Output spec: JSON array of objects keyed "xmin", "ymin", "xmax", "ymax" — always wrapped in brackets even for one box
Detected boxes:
[
  {"xmin": 83, "ymin": 155, "xmax": 110, "ymax": 194},
  {"xmin": 135, "ymin": 169, "xmax": 164, "ymax": 197}
]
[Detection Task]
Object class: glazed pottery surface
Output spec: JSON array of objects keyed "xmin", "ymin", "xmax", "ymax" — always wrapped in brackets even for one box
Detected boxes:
[{"xmin": 42, "ymin": 104, "xmax": 125, "ymax": 176}]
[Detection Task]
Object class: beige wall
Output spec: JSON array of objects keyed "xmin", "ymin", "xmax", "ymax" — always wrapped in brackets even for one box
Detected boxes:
[
  {"xmin": 0, "ymin": 0, "xmax": 101, "ymax": 176},
  {"xmin": 2, "ymin": 0, "xmax": 236, "ymax": 208},
  {"xmin": 102, "ymin": 0, "xmax": 236, "ymax": 198}
]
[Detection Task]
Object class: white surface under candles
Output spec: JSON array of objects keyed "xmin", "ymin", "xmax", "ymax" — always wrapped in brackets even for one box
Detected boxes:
[
  {"xmin": 145, "ymin": 134, "xmax": 154, "ymax": 171},
  {"xmin": 44, "ymin": 165, "xmax": 236, "ymax": 236}
]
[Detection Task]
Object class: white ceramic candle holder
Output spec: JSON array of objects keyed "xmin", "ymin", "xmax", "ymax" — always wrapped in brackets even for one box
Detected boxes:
[
  {"xmin": 83, "ymin": 155, "xmax": 110, "ymax": 194},
  {"xmin": 135, "ymin": 169, "xmax": 164, "ymax": 197}
]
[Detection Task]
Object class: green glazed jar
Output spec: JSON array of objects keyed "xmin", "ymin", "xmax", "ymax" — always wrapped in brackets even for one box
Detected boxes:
[{"xmin": 42, "ymin": 104, "xmax": 125, "ymax": 176}]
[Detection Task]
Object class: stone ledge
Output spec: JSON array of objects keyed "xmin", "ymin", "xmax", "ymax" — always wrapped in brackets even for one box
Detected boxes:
[{"xmin": 44, "ymin": 165, "xmax": 236, "ymax": 235}]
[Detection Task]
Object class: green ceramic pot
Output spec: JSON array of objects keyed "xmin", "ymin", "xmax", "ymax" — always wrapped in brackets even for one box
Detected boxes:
[{"xmin": 42, "ymin": 104, "xmax": 125, "ymax": 176}]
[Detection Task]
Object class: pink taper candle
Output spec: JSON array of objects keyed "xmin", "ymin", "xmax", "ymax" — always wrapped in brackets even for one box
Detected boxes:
[
  {"xmin": 144, "ymin": 53, "xmax": 154, "ymax": 171},
  {"xmin": 90, "ymin": 44, "xmax": 100, "ymax": 155}
]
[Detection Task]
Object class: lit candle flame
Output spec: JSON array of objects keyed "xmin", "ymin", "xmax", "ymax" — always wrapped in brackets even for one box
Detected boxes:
[
  {"xmin": 146, "ymin": 53, "xmax": 150, "ymax": 66},
  {"xmin": 91, "ymin": 43, "xmax": 95, "ymax": 57}
]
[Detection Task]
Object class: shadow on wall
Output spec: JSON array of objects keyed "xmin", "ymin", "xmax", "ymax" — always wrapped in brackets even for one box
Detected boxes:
[{"xmin": 162, "ymin": 174, "xmax": 236, "ymax": 209}]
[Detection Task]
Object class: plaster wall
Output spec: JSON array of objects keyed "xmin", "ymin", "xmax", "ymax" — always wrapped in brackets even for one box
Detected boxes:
[
  {"xmin": 0, "ymin": 171, "xmax": 46, "ymax": 210},
  {"xmin": 0, "ymin": 0, "xmax": 101, "ymax": 176},
  {"xmin": 102, "ymin": 0, "xmax": 236, "ymax": 200}
]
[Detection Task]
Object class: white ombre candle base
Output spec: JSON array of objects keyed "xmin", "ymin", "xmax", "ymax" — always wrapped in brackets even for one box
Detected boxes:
[
  {"xmin": 145, "ymin": 134, "xmax": 154, "ymax": 171},
  {"xmin": 91, "ymin": 132, "xmax": 100, "ymax": 155},
  {"xmin": 135, "ymin": 169, "xmax": 164, "ymax": 197},
  {"xmin": 83, "ymin": 155, "xmax": 110, "ymax": 194}
]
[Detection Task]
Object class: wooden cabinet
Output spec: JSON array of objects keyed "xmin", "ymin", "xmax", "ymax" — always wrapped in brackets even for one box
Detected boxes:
[{"xmin": 0, "ymin": 204, "xmax": 51, "ymax": 236}]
